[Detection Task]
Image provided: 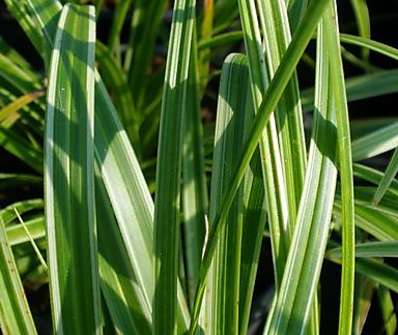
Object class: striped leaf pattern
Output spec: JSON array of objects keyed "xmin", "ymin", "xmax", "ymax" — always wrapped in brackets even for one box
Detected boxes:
[
  {"xmin": 45, "ymin": 4, "xmax": 100, "ymax": 333},
  {"xmin": 1, "ymin": 0, "xmax": 398, "ymax": 334}
]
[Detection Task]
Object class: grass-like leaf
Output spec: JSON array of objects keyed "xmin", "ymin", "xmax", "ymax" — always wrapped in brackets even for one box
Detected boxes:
[
  {"xmin": 264, "ymin": 8, "xmax": 337, "ymax": 334},
  {"xmin": 13, "ymin": 0, "xmax": 190, "ymax": 331},
  {"xmin": 0, "ymin": 64, "xmax": 43, "ymax": 172},
  {"xmin": 378, "ymin": 287, "xmax": 397, "ymax": 335},
  {"xmin": 238, "ymin": 152, "xmax": 266, "ymax": 335},
  {"xmin": 354, "ymin": 164, "xmax": 398, "ymax": 195},
  {"xmin": 6, "ymin": 217, "xmax": 45, "ymax": 246},
  {"xmin": 0, "ymin": 91, "xmax": 44, "ymax": 128},
  {"xmin": 373, "ymin": 148, "xmax": 398, "ymax": 205},
  {"xmin": 352, "ymin": 275, "xmax": 374, "ymax": 335},
  {"xmin": 0, "ymin": 126, "xmax": 42, "ymax": 173},
  {"xmin": 181, "ymin": 39, "xmax": 207, "ymax": 307},
  {"xmin": 349, "ymin": 204, "xmax": 398, "ymax": 241},
  {"xmin": 238, "ymin": 0, "xmax": 289, "ymax": 290},
  {"xmin": 200, "ymin": 53, "xmax": 261, "ymax": 335},
  {"xmin": 96, "ymin": 42, "xmax": 140, "ymax": 152},
  {"xmin": 325, "ymin": 3, "xmax": 356, "ymax": 334},
  {"xmin": 0, "ymin": 53, "xmax": 40, "ymax": 92},
  {"xmin": 107, "ymin": 0, "xmax": 133, "ymax": 57},
  {"xmin": 0, "ymin": 217, "xmax": 37, "ymax": 334},
  {"xmin": 45, "ymin": 4, "xmax": 100, "ymax": 333},
  {"xmin": 352, "ymin": 122, "xmax": 398, "ymax": 161},
  {"xmin": 328, "ymin": 241, "xmax": 398, "ymax": 258},
  {"xmin": 287, "ymin": 0, "xmax": 308, "ymax": 32},
  {"xmin": 125, "ymin": 0, "xmax": 168, "ymax": 106},
  {"xmin": 260, "ymin": 0, "xmax": 307, "ymax": 247},
  {"xmin": 350, "ymin": 0, "xmax": 370, "ymax": 59},
  {"xmin": 302, "ymin": 69, "xmax": 398, "ymax": 112},
  {"xmin": 340, "ymin": 33, "xmax": 398, "ymax": 61},
  {"xmin": 2, "ymin": 1, "xmax": 43, "ymax": 60},
  {"xmin": 355, "ymin": 186, "xmax": 398, "ymax": 218},
  {"xmin": 328, "ymin": 256, "xmax": 398, "ymax": 294},
  {"xmin": 94, "ymin": 171, "xmax": 152, "ymax": 334},
  {"xmin": 153, "ymin": 0, "xmax": 196, "ymax": 333},
  {"xmin": 1, "ymin": 199, "xmax": 43, "ymax": 225},
  {"xmin": 2, "ymin": 1, "xmax": 397, "ymax": 334},
  {"xmin": 190, "ymin": 2, "xmax": 331, "ymax": 332},
  {"xmin": 198, "ymin": 31, "xmax": 243, "ymax": 51},
  {"xmin": 246, "ymin": 1, "xmax": 319, "ymax": 333}
]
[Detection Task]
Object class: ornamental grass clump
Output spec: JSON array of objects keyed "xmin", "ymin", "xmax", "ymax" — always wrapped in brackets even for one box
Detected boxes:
[{"xmin": 0, "ymin": 0, "xmax": 397, "ymax": 334}]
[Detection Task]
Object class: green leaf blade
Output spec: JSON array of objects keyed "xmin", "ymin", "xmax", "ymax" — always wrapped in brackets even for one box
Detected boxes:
[
  {"xmin": 325, "ymin": 3, "xmax": 356, "ymax": 334},
  {"xmin": 181, "ymin": 38, "xmax": 207, "ymax": 307},
  {"xmin": 373, "ymin": 148, "xmax": 398, "ymax": 205},
  {"xmin": 260, "ymin": 0, "xmax": 307, "ymax": 223},
  {"xmin": 200, "ymin": 53, "xmax": 262, "ymax": 335},
  {"xmin": 16, "ymin": 0, "xmax": 190, "ymax": 331},
  {"xmin": 264, "ymin": 10, "xmax": 338, "ymax": 333},
  {"xmin": 350, "ymin": 0, "xmax": 371, "ymax": 59},
  {"xmin": 378, "ymin": 288, "xmax": 397, "ymax": 335},
  {"xmin": 190, "ymin": 1, "xmax": 331, "ymax": 332},
  {"xmin": 328, "ymin": 241, "xmax": 398, "ymax": 258},
  {"xmin": 0, "ymin": 217, "xmax": 37, "ymax": 335},
  {"xmin": 45, "ymin": 4, "xmax": 100, "ymax": 333},
  {"xmin": 153, "ymin": 0, "xmax": 196, "ymax": 333}
]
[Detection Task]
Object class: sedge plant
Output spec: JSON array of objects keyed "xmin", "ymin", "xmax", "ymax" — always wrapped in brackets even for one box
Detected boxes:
[{"xmin": 0, "ymin": 0, "xmax": 397, "ymax": 334}]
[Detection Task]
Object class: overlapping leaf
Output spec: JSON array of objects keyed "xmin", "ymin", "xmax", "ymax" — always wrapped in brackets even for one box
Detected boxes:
[{"xmin": 45, "ymin": 5, "xmax": 100, "ymax": 332}]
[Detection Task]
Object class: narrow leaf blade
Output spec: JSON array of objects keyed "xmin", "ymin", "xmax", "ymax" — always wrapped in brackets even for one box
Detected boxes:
[
  {"xmin": 0, "ymin": 217, "xmax": 37, "ymax": 334},
  {"xmin": 45, "ymin": 5, "xmax": 100, "ymax": 333}
]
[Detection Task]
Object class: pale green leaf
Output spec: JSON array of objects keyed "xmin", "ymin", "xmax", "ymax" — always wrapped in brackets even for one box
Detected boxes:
[
  {"xmin": 328, "ymin": 241, "xmax": 398, "ymax": 258},
  {"xmin": 200, "ymin": 53, "xmax": 263, "ymax": 335},
  {"xmin": 329, "ymin": 257, "xmax": 398, "ymax": 294},
  {"xmin": 264, "ymin": 8, "xmax": 337, "ymax": 333},
  {"xmin": 352, "ymin": 122, "xmax": 398, "ymax": 161},
  {"xmin": 190, "ymin": 2, "xmax": 331, "ymax": 332},
  {"xmin": 302, "ymin": 70, "xmax": 398, "ymax": 112},
  {"xmin": 326, "ymin": 3, "xmax": 356, "ymax": 334},
  {"xmin": 6, "ymin": 216, "xmax": 45, "ymax": 246},
  {"xmin": 0, "ymin": 199, "xmax": 43, "ymax": 225}
]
